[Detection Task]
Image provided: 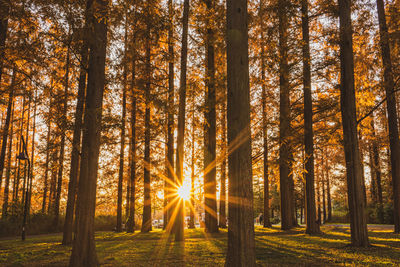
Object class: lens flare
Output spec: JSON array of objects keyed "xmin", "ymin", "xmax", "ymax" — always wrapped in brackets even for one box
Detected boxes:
[{"xmin": 177, "ymin": 184, "xmax": 191, "ymax": 201}]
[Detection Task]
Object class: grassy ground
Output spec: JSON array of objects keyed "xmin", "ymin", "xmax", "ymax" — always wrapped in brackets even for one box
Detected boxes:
[{"xmin": 0, "ymin": 225, "xmax": 399, "ymax": 266}]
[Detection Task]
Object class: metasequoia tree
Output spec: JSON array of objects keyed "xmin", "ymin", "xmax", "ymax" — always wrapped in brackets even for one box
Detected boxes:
[
  {"xmin": 301, "ymin": 0, "xmax": 319, "ymax": 234},
  {"xmin": 174, "ymin": 0, "xmax": 190, "ymax": 241},
  {"xmin": 203, "ymin": 0, "xmax": 218, "ymax": 233},
  {"xmin": 225, "ymin": 0, "xmax": 256, "ymax": 265},
  {"xmin": 278, "ymin": 0, "xmax": 294, "ymax": 230},
  {"xmin": 69, "ymin": 0, "xmax": 108, "ymax": 265},
  {"xmin": 376, "ymin": 0, "xmax": 400, "ymax": 234},
  {"xmin": 338, "ymin": 0, "xmax": 369, "ymax": 247}
]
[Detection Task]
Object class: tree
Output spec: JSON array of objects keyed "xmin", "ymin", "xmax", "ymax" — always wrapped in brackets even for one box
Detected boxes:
[
  {"xmin": 338, "ymin": 0, "xmax": 369, "ymax": 247},
  {"xmin": 259, "ymin": 0, "xmax": 271, "ymax": 229},
  {"xmin": 278, "ymin": 0, "xmax": 294, "ymax": 231},
  {"xmin": 69, "ymin": 0, "xmax": 108, "ymax": 265},
  {"xmin": 62, "ymin": 31, "xmax": 88, "ymax": 245},
  {"xmin": 301, "ymin": 0, "xmax": 319, "ymax": 234},
  {"xmin": 174, "ymin": 0, "xmax": 190, "ymax": 242},
  {"xmin": 117, "ymin": 11, "xmax": 128, "ymax": 233},
  {"xmin": 376, "ymin": 0, "xmax": 400, "ymax": 234},
  {"xmin": 203, "ymin": 0, "xmax": 218, "ymax": 234},
  {"xmin": 225, "ymin": 0, "xmax": 256, "ymax": 265}
]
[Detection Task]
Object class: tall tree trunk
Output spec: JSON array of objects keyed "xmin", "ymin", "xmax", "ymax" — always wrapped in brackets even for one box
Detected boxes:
[
  {"xmin": 189, "ymin": 97, "xmax": 195, "ymax": 229},
  {"xmin": 203, "ymin": 0, "xmax": 218, "ymax": 234},
  {"xmin": 165, "ymin": 0, "xmax": 175, "ymax": 231},
  {"xmin": 21, "ymin": 98, "xmax": 31, "ymax": 206},
  {"xmin": 2, "ymin": 101, "xmax": 13, "ymax": 218},
  {"xmin": 0, "ymin": 0, "xmax": 9, "ymax": 84},
  {"xmin": 62, "ymin": 37, "xmax": 88, "ymax": 245},
  {"xmin": 174, "ymin": 0, "xmax": 190, "ymax": 242},
  {"xmin": 127, "ymin": 46, "xmax": 137, "ymax": 233},
  {"xmin": 326, "ymin": 162, "xmax": 332, "ymax": 222},
  {"xmin": 69, "ymin": 0, "xmax": 108, "ymax": 265},
  {"xmin": 225, "ymin": 0, "xmax": 256, "ymax": 265},
  {"xmin": 376, "ymin": 0, "xmax": 400, "ymax": 233},
  {"xmin": 259, "ymin": 0, "xmax": 271, "ymax": 228},
  {"xmin": 219, "ymin": 95, "xmax": 227, "ymax": 229},
  {"xmin": 301, "ymin": 0, "xmax": 319, "ymax": 234},
  {"xmin": 0, "ymin": 70, "xmax": 15, "ymax": 188},
  {"xmin": 13, "ymin": 97, "xmax": 26, "ymax": 208},
  {"xmin": 371, "ymin": 115, "xmax": 384, "ymax": 223},
  {"xmin": 141, "ymin": 13, "xmax": 152, "ymax": 233},
  {"xmin": 53, "ymin": 43, "xmax": 70, "ymax": 229},
  {"xmin": 322, "ymin": 159, "xmax": 326, "ymax": 223},
  {"xmin": 338, "ymin": 0, "xmax": 369, "ymax": 247},
  {"xmin": 278, "ymin": 0, "xmax": 292, "ymax": 231},
  {"xmin": 42, "ymin": 102, "xmax": 52, "ymax": 214},
  {"xmin": 117, "ymin": 14, "xmax": 128, "ymax": 233},
  {"xmin": 28, "ymin": 90, "xmax": 37, "ymax": 212}
]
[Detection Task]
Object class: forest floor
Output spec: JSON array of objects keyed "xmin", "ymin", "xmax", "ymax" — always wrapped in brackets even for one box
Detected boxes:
[{"xmin": 0, "ymin": 225, "xmax": 399, "ymax": 266}]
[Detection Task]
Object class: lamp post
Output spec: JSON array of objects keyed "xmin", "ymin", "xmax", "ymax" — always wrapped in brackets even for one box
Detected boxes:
[{"xmin": 17, "ymin": 135, "xmax": 30, "ymax": 241}]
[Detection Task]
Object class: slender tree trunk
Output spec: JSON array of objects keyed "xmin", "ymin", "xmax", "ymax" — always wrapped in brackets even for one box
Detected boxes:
[
  {"xmin": 189, "ymin": 99, "xmax": 195, "ymax": 229},
  {"xmin": 219, "ymin": 97, "xmax": 227, "ymax": 229},
  {"xmin": 225, "ymin": 0, "xmax": 256, "ymax": 265},
  {"xmin": 164, "ymin": 0, "xmax": 175, "ymax": 231},
  {"xmin": 322, "ymin": 159, "xmax": 326, "ymax": 223},
  {"xmin": 371, "ymin": 116, "xmax": 384, "ymax": 223},
  {"xmin": 21, "ymin": 99, "xmax": 31, "ymax": 206},
  {"xmin": 42, "ymin": 102, "xmax": 52, "ymax": 214},
  {"xmin": 13, "ymin": 97, "xmax": 26, "ymax": 208},
  {"xmin": 69, "ymin": 0, "xmax": 108, "ymax": 265},
  {"xmin": 62, "ymin": 38, "xmax": 88, "ymax": 245},
  {"xmin": 48, "ymin": 147, "xmax": 59, "ymax": 214},
  {"xmin": 141, "ymin": 13, "xmax": 152, "ymax": 233},
  {"xmin": 28, "ymin": 91, "xmax": 37, "ymax": 212},
  {"xmin": 117, "ymin": 15, "xmax": 128, "ymax": 233},
  {"xmin": 0, "ymin": 0, "xmax": 9, "ymax": 84},
  {"xmin": 259, "ymin": 0, "xmax": 271, "ymax": 228},
  {"xmin": 376, "ymin": 0, "xmax": 400, "ymax": 233},
  {"xmin": 203, "ymin": 0, "xmax": 218, "ymax": 234},
  {"xmin": 301, "ymin": 0, "xmax": 319, "ymax": 234},
  {"xmin": 2, "ymin": 101, "xmax": 13, "ymax": 218},
  {"xmin": 174, "ymin": 0, "xmax": 190, "ymax": 242},
  {"xmin": 326, "ymin": 163, "xmax": 332, "ymax": 222},
  {"xmin": 338, "ymin": 0, "xmax": 369, "ymax": 246},
  {"xmin": 53, "ymin": 42, "xmax": 70, "ymax": 229},
  {"xmin": 127, "ymin": 46, "xmax": 137, "ymax": 233},
  {"xmin": 278, "ymin": 0, "xmax": 292, "ymax": 231},
  {"xmin": 0, "ymin": 70, "xmax": 15, "ymax": 188}
]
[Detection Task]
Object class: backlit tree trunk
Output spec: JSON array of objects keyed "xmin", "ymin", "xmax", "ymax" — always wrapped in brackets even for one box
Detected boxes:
[
  {"xmin": 301, "ymin": 0, "xmax": 319, "ymax": 234},
  {"xmin": 278, "ymin": 0, "xmax": 293, "ymax": 231},
  {"xmin": 2, "ymin": 101, "xmax": 13, "ymax": 218},
  {"xmin": 219, "ymin": 96, "xmax": 227, "ymax": 229},
  {"xmin": 69, "ymin": 0, "xmax": 108, "ymax": 265},
  {"xmin": 62, "ymin": 36, "xmax": 88, "ymax": 245},
  {"xmin": 174, "ymin": 0, "xmax": 189, "ymax": 242},
  {"xmin": 0, "ymin": 0, "xmax": 9, "ymax": 84},
  {"xmin": 376, "ymin": 0, "xmax": 400, "ymax": 233},
  {"xmin": 225, "ymin": 0, "xmax": 256, "ymax": 265},
  {"xmin": 204, "ymin": 0, "xmax": 218, "ymax": 234},
  {"xmin": 338, "ymin": 0, "xmax": 369, "ymax": 247}
]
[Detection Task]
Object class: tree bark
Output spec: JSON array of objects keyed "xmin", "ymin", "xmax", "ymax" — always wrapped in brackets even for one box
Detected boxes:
[
  {"xmin": 62, "ymin": 36, "xmax": 88, "ymax": 245},
  {"xmin": 2, "ymin": 100, "xmax": 13, "ymax": 218},
  {"xmin": 69, "ymin": 0, "xmax": 108, "ymax": 265},
  {"xmin": 127, "ymin": 45, "xmax": 136, "ymax": 233},
  {"xmin": 225, "ymin": 0, "xmax": 256, "ymax": 265},
  {"xmin": 165, "ymin": 0, "xmax": 175, "ymax": 231},
  {"xmin": 53, "ymin": 40, "xmax": 71, "ymax": 229},
  {"xmin": 278, "ymin": 0, "xmax": 293, "ymax": 231},
  {"xmin": 203, "ymin": 0, "xmax": 218, "ymax": 234},
  {"xmin": 0, "ymin": 0, "xmax": 9, "ymax": 84},
  {"xmin": 0, "ymin": 69, "xmax": 15, "ymax": 189},
  {"xmin": 117, "ymin": 14, "xmax": 128, "ymax": 233},
  {"xmin": 42, "ymin": 100, "xmax": 52, "ymax": 214},
  {"xmin": 189, "ymin": 97, "xmax": 195, "ymax": 229},
  {"xmin": 219, "ymin": 96, "xmax": 227, "ymax": 229},
  {"xmin": 174, "ymin": 0, "xmax": 190, "ymax": 241},
  {"xmin": 376, "ymin": 0, "xmax": 400, "ymax": 233},
  {"xmin": 338, "ymin": 0, "xmax": 369, "ymax": 247},
  {"xmin": 301, "ymin": 0, "xmax": 319, "ymax": 234},
  {"xmin": 259, "ymin": 0, "xmax": 271, "ymax": 228},
  {"xmin": 141, "ymin": 12, "xmax": 152, "ymax": 233}
]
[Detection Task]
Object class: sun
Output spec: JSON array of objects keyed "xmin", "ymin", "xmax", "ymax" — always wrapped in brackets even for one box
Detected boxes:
[{"xmin": 177, "ymin": 184, "xmax": 191, "ymax": 201}]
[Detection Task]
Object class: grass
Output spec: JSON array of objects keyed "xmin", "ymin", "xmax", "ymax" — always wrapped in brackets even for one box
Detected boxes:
[{"xmin": 0, "ymin": 225, "xmax": 399, "ymax": 266}]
